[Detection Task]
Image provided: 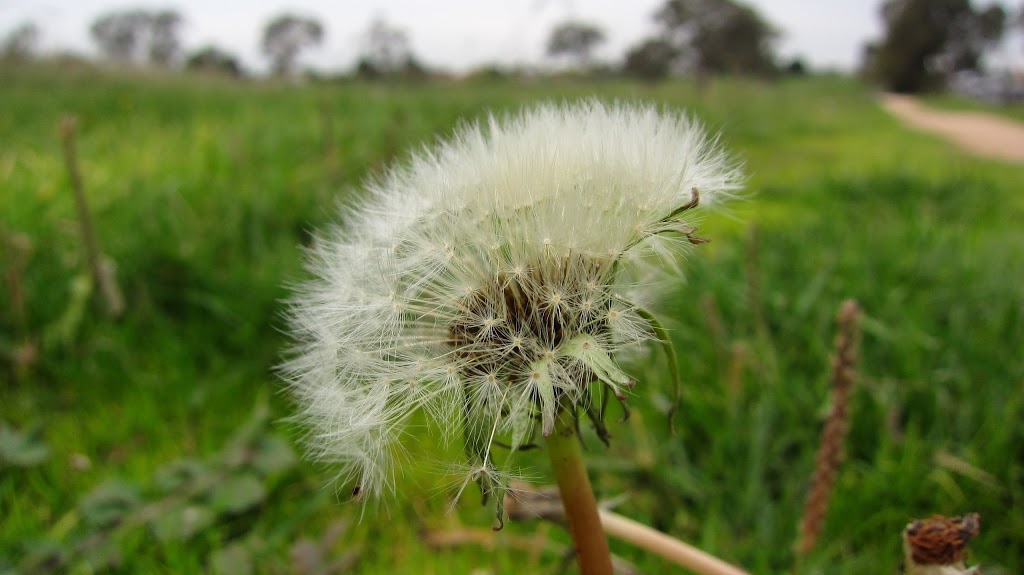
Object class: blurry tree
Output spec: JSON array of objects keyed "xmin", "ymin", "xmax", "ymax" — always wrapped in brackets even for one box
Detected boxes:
[
  {"xmin": 357, "ymin": 18, "xmax": 416, "ymax": 77},
  {"xmin": 261, "ymin": 14, "xmax": 324, "ymax": 76},
  {"xmin": 148, "ymin": 10, "xmax": 183, "ymax": 66},
  {"xmin": 785, "ymin": 57, "xmax": 808, "ymax": 76},
  {"xmin": 871, "ymin": 0, "xmax": 1006, "ymax": 93},
  {"xmin": 2, "ymin": 22, "xmax": 40, "ymax": 60},
  {"xmin": 186, "ymin": 45, "xmax": 243, "ymax": 76},
  {"xmin": 90, "ymin": 9, "xmax": 151, "ymax": 62},
  {"xmin": 859, "ymin": 42, "xmax": 880, "ymax": 79},
  {"xmin": 546, "ymin": 21, "xmax": 606, "ymax": 68},
  {"xmin": 465, "ymin": 64, "xmax": 514, "ymax": 82},
  {"xmin": 622, "ymin": 38, "xmax": 677, "ymax": 81},
  {"xmin": 654, "ymin": 0, "xmax": 778, "ymax": 76}
]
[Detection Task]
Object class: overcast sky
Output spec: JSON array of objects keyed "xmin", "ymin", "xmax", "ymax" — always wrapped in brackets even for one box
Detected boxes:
[{"xmin": 2, "ymin": 0, "xmax": 1021, "ymax": 73}]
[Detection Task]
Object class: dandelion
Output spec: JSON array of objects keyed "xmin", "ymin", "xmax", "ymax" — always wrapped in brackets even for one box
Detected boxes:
[{"xmin": 281, "ymin": 100, "xmax": 740, "ymax": 573}]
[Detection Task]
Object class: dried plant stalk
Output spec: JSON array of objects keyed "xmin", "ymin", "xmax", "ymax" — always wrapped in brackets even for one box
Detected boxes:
[
  {"xmin": 422, "ymin": 526, "xmax": 641, "ymax": 575},
  {"xmin": 505, "ymin": 484, "xmax": 750, "ymax": 575},
  {"xmin": 59, "ymin": 116, "xmax": 124, "ymax": 319},
  {"xmin": 702, "ymin": 293, "xmax": 728, "ymax": 361},
  {"xmin": 1, "ymin": 228, "xmax": 31, "ymax": 335},
  {"xmin": 797, "ymin": 299, "xmax": 862, "ymax": 557}
]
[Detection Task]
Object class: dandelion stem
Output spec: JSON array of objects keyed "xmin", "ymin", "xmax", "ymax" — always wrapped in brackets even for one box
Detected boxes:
[{"xmin": 546, "ymin": 403, "xmax": 613, "ymax": 575}]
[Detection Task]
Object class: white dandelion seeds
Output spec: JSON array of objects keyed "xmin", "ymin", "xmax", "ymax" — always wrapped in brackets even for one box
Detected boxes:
[{"xmin": 280, "ymin": 100, "xmax": 741, "ymax": 517}]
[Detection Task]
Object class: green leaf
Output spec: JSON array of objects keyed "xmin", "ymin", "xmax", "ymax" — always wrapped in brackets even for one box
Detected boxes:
[
  {"xmin": 633, "ymin": 304, "xmax": 683, "ymax": 433},
  {"xmin": 249, "ymin": 435, "xmax": 297, "ymax": 476},
  {"xmin": 16, "ymin": 539, "xmax": 67, "ymax": 574},
  {"xmin": 78, "ymin": 539, "xmax": 123, "ymax": 571},
  {"xmin": 154, "ymin": 459, "xmax": 209, "ymax": 493},
  {"xmin": 0, "ymin": 422, "xmax": 50, "ymax": 468},
  {"xmin": 208, "ymin": 473, "xmax": 266, "ymax": 514},
  {"xmin": 79, "ymin": 479, "xmax": 142, "ymax": 528},
  {"xmin": 559, "ymin": 334, "xmax": 631, "ymax": 395},
  {"xmin": 149, "ymin": 505, "xmax": 215, "ymax": 542},
  {"xmin": 528, "ymin": 359, "xmax": 556, "ymax": 436},
  {"xmin": 41, "ymin": 273, "xmax": 92, "ymax": 350},
  {"xmin": 211, "ymin": 542, "xmax": 254, "ymax": 575},
  {"xmin": 221, "ymin": 404, "xmax": 272, "ymax": 468},
  {"xmin": 509, "ymin": 404, "xmax": 534, "ymax": 453}
]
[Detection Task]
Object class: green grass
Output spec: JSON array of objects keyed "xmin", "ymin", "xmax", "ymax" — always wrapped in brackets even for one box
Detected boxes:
[{"xmin": 2, "ymin": 63, "xmax": 1022, "ymax": 574}]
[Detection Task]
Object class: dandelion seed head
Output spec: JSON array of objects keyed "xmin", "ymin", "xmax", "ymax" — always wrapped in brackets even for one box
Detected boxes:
[{"xmin": 281, "ymin": 100, "xmax": 740, "ymax": 506}]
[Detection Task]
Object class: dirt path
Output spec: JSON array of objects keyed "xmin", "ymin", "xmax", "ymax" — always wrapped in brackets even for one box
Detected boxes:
[{"xmin": 881, "ymin": 94, "xmax": 1024, "ymax": 164}]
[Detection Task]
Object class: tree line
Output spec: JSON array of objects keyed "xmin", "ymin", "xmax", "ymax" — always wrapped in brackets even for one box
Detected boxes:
[
  {"xmin": 3, "ymin": 0, "xmax": 1023, "ymax": 91},
  {"xmin": 863, "ymin": 0, "xmax": 1018, "ymax": 93},
  {"xmin": 0, "ymin": 9, "xmax": 420, "ymax": 79}
]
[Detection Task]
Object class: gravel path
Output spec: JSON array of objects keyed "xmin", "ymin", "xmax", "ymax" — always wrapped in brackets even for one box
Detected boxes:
[{"xmin": 881, "ymin": 93, "xmax": 1024, "ymax": 164}]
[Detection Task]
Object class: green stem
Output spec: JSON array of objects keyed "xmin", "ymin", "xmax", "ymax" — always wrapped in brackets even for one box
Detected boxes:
[
  {"xmin": 633, "ymin": 304, "xmax": 682, "ymax": 434},
  {"xmin": 546, "ymin": 404, "xmax": 613, "ymax": 575}
]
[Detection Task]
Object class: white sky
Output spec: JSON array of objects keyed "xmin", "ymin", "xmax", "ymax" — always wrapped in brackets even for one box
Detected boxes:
[{"xmin": 1, "ymin": 0, "xmax": 1020, "ymax": 73}]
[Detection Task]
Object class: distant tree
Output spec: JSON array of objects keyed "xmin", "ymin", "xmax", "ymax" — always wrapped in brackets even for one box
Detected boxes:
[
  {"xmin": 358, "ymin": 18, "xmax": 414, "ymax": 77},
  {"xmin": 261, "ymin": 14, "xmax": 324, "ymax": 76},
  {"xmin": 622, "ymin": 38, "xmax": 677, "ymax": 81},
  {"xmin": 148, "ymin": 10, "xmax": 182, "ymax": 66},
  {"xmin": 654, "ymin": 0, "xmax": 778, "ymax": 76},
  {"xmin": 465, "ymin": 64, "xmax": 514, "ymax": 82},
  {"xmin": 90, "ymin": 9, "xmax": 151, "ymax": 62},
  {"xmin": 785, "ymin": 57, "xmax": 808, "ymax": 76},
  {"xmin": 546, "ymin": 21, "xmax": 606, "ymax": 68},
  {"xmin": 2, "ymin": 22, "xmax": 40, "ymax": 60},
  {"xmin": 871, "ymin": 0, "xmax": 1006, "ymax": 93},
  {"xmin": 186, "ymin": 45, "xmax": 243, "ymax": 76},
  {"xmin": 401, "ymin": 55, "xmax": 429, "ymax": 80}
]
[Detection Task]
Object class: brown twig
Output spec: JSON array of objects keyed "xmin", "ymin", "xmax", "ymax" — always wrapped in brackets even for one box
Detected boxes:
[
  {"xmin": 422, "ymin": 526, "xmax": 641, "ymax": 575},
  {"xmin": 796, "ymin": 299, "xmax": 862, "ymax": 557},
  {"xmin": 505, "ymin": 485, "xmax": 750, "ymax": 575},
  {"xmin": 1, "ymin": 227, "xmax": 31, "ymax": 335},
  {"xmin": 59, "ymin": 115, "xmax": 124, "ymax": 319},
  {"xmin": 2, "ymin": 228, "xmax": 39, "ymax": 381}
]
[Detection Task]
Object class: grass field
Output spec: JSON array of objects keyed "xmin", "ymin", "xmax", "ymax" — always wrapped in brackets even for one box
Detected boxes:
[{"xmin": 2, "ymin": 63, "xmax": 1022, "ymax": 574}]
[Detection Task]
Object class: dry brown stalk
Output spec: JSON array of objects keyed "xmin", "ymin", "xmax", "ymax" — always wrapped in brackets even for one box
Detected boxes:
[
  {"xmin": 2, "ymin": 228, "xmax": 39, "ymax": 381},
  {"xmin": 59, "ymin": 116, "xmax": 124, "ymax": 319},
  {"xmin": 1, "ymin": 228, "xmax": 31, "ymax": 335},
  {"xmin": 725, "ymin": 341, "xmax": 747, "ymax": 409},
  {"xmin": 505, "ymin": 484, "xmax": 750, "ymax": 575},
  {"xmin": 797, "ymin": 299, "xmax": 862, "ymax": 557},
  {"xmin": 421, "ymin": 526, "xmax": 641, "ymax": 575}
]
